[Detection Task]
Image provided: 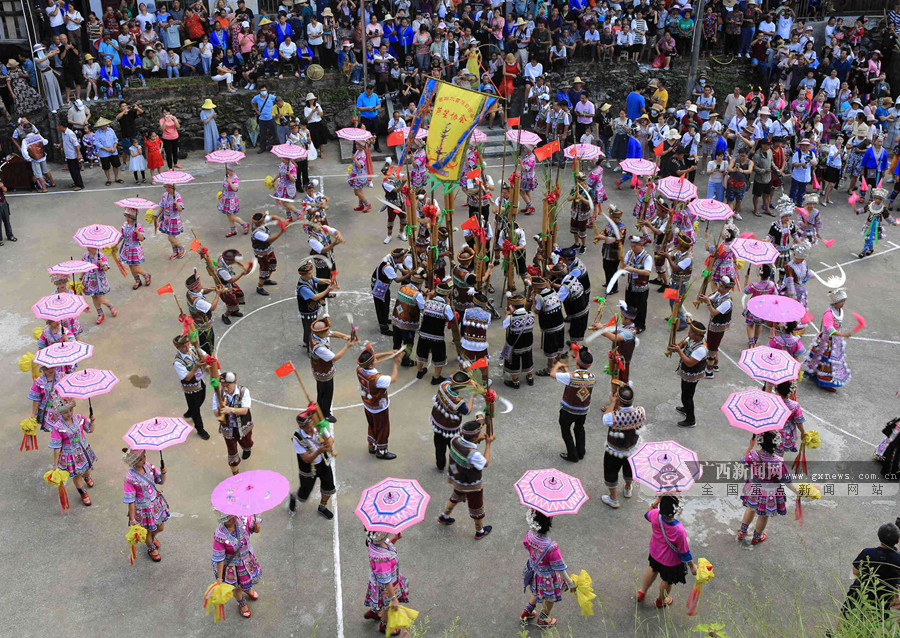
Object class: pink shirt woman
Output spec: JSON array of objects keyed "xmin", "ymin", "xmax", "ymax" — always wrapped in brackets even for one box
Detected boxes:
[{"xmin": 160, "ymin": 113, "xmax": 179, "ymax": 140}]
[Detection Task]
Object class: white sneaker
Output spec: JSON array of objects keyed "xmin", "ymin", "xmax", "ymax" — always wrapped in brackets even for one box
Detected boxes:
[
  {"xmin": 734, "ymin": 213, "xmax": 743, "ymax": 220},
  {"xmin": 249, "ymin": 83, "xmax": 255, "ymax": 90},
  {"xmin": 383, "ymin": 235, "xmax": 392, "ymax": 244},
  {"xmin": 623, "ymin": 485, "xmax": 633, "ymax": 498},
  {"xmin": 601, "ymin": 495, "xmax": 620, "ymax": 509}
]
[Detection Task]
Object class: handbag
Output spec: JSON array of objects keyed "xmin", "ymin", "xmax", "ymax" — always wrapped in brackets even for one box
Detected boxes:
[{"xmin": 522, "ymin": 540, "xmax": 555, "ymax": 592}]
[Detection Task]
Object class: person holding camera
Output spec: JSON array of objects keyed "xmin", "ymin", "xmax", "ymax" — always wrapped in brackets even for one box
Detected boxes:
[
  {"xmin": 158, "ymin": 106, "xmax": 181, "ymax": 169},
  {"xmin": 272, "ymin": 95, "xmax": 293, "ymax": 144}
]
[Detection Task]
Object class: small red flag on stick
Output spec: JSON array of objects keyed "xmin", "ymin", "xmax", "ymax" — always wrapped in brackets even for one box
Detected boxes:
[
  {"xmin": 663, "ymin": 288, "xmax": 680, "ymax": 300},
  {"xmin": 156, "ymin": 283, "xmax": 174, "ymax": 295},
  {"xmin": 469, "ymin": 358, "xmax": 488, "ymax": 370},
  {"xmin": 189, "ymin": 239, "xmax": 202, "ymax": 252},
  {"xmin": 508, "ymin": 117, "xmax": 520, "ymax": 127},
  {"xmin": 275, "ymin": 361, "xmax": 296, "ymax": 378}
]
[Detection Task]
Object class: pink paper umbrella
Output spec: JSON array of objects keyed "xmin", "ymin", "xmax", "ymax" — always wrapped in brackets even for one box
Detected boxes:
[
  {"xmin": 730, "ymin": 237, "xmax": 780, "ymax": 265},
  {"xmin": 73, "ymin": 224, "xmax": 122, "ymax": 249},
  {"xmin": 152, "ymin": 170, "xmax": 195, "ymax": 185},
  {"xmin": 114, "ymin": 197, "xmax": 157, "ymax": 210},
  {"xmin": 34, "ymin": 340, "xmax": 93, "ymax": 368},
  {"xmin": 747, "ymin": 295, "xmax": 806, "ymax": 323},
  {"xmin": 657, "ymin": 176, "xmax": 698, "ymax": 202},
  {"xmin": 211, "ymin": 470, "xmax": 291, "ymax": 516},
  {"xmin": 505, "ymin": 129, "xmax": 542, "ymax": 146},
  {"xmin": 563, "ymin": 144, "xmax": 602, "ymax": 161},
  {"xmin": 687, "ymin": 198, "xmax": 734, "ymax": 221},
  {"xmin": 466, "ymin": 128, "xmax": 487, "ymax": 143},
  {"xmin": 48, "ymin": 260, "xmax": 96, "ymax": 276},
  {"xmin": 32, "ymin": 293, "xmax": 88, "ymax": 321},
  {"xmin": 336, "ymin": 127, "xmax": 375, "ymax": 142},
  {"xmin": 206, "ymin": 149, "xmax": 246, "ymax": 164},
  {"xmin": 56, "ymin": 368, "xmax": 120, "ymax": 398},
  {"xmin": 123, "ymin": 416, "xmax": 192, "ymax": 450},
  {"xmin": 737, "ymin": 346, "xmax": 800, "ymax": 384},
  {"xmin": 721, "ymin": 389, "xmax": 790, "ymax": 434},
  {"xmin": 400, "ymin": 127, "xmax": 429, "ymax": 140},
  {"xmin": 629, "ymin": 441, "xmax": 702, "ymax": 493},
  {"xmin": 355, "ymin": 478, "xmax": 431, "ymax": 533},
  {"xmin": 270, "ymin": 144, "xmax": 308, "ymax": 160},
  {"xmin": 619, "ymin": 158, "xmax": 659, "ymax": 176},
  {"xmin": 514, "ymin": 468, "xmax": 588, "ymax": 516}
]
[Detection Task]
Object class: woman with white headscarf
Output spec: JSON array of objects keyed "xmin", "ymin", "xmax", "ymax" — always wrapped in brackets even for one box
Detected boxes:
[{"xmin": 803, "ymin": 288, "xmax": 852, "ymax": 392}]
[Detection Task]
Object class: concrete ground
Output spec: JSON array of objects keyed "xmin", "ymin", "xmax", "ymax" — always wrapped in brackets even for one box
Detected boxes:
[{"xmin": 2, "ymin": 142, "xmax": 898, "ymax": 638}]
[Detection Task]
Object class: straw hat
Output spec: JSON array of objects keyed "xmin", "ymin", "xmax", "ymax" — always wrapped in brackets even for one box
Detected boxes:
[
  {"xmin": 573, "ymin": 76, "xmax": 583, "ymax": 84},
  {"xmin": 83, "ymin": 53, "xmax": 93, "ymax": 61},
  {"xmin": 306, "ymin": 92, "xmax": 317, "ymax": 102},
  {"xmin": 505, "ymin": 53, "xmax": 516, "ymax": 64},
  {"xmin": 7, "ymin": 59, "xmax": 18, "ymax": 68},
  {"xmin": 600, "ymin": 103, "xmax": 611, "ymax": 113},
  {"xmin": 259, "ymin": 16, "xmax": 272, "ymax": 25},
  {"xmin": 758, "ymin": 106, "xmax": 771, "ymax": 116},
  {"xmin": 322, "ymin": 7, "xmax": 333, "ymax": 16},
  {"xmin": 384, "ymin": 13, "xmax": 394, "ymax": 20},
  {"xmin": 95, "ymin": 117, "xmax": 112, "ymax": 127},
  {"xmin": 687, "ymin": 104, "xmax": 698, "ymax": 113},
  {"xmin": 183, "ymin": 38, "xmax": 194, "ymax": 45},
  {"xmin": 515, "ymin": 17, "xmax": 527, "ymax": 26},
  {"xmin": 201, "ymin": 98, "xmax": 216, "ymax": 109}
]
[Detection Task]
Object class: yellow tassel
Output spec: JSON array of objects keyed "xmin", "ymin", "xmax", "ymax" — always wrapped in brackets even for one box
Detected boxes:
[
  {"xmin": 386, "ymin": 606, "xmax": 419, "ymax": 635},
  {"xmin": 569, "ymin": 569, "xmax": 598, "ymax": 617},
  {"xmin": 43, "ymin": 468, "xmax": 71, "ymax": 486},
  {"xmin": 32, "ymin": 327, "xmax": 44, "ymax": 341},
  {"xmin": 795, "ymin": 482, "xmax": 822, "ymax": 499},
  {"xmin": 74, "ymin": 282, "xmax": 85, "ymax": 294},
  {"xmin": 264, "ymin": 175, "xmax": 275, "ymax": 190},
  {"xmin": 695, "ymin": 558, "xmax": 715, "ymax": 586},
  {"xmin": 20, "ymin": 417, "xmax": 39, "ymax": 436},
  {"xmin": 216, "ymin": 191, "xmax": 223, "ymax": 202},
  {"xmin": 802, "ymin": 430, "xmax": 820, "ymax": 449},
  {"xmin": 736, "ymin": 259, "xmax": 746, "ymax": 270},
  {"xmin": 145, "ymin": 210, "xmax": 156, "ymax": 225},
  {"xmin": 203, "ymin": 583, "xmax": 235, "ymax": 623},
  {"xmin": 18, "ymin": 352, "xmax": 36, "ymax": 372}
]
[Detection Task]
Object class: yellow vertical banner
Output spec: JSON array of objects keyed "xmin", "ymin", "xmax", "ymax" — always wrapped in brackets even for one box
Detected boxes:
[{"xmin": 426, "ymin": 81, "xmax": 496, "ymax": 182}]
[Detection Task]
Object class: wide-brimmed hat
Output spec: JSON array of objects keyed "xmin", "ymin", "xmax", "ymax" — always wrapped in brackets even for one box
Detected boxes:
[
  {"xmin": 600, "ymin": 103, "xmax": 611, "ymax": 113},
  {"xmin": 384, "ymin": 13, "xmax": 394, "ymax": 20},
  {"xmin": 515, "ymin": 17, "xmax": 527, "ymax": 26},
  {"xmin": 7, "ymin": 59, "xmax": 19, "ymax": 68},
  {"xmin": 183, "ymin": 38, "xmax": 194, "ymax": 45},
  {"xmin": 259, "ymin": 16, "xmax": 272, "ymax": 25},
  {"xmin": 305, "ymin": 92, "xmax": 316, "ymax": 102},
  {"xmin": 201, "ymin": 98, "xmax": 216, "ymax": 109},
  {"xmin": 758, "ymin": 106, "xmax": 771, "ymax": 116},
  {"xmin": 322, "ymin": 7, "xmax": 333, "ymax": 16},
  {"xmin": 665, "ymin": 129, "xmax": 681, "ymax": 140},
  {"xmin": 505, "ymin": 53, "xmax": 516, "ymax": 64},
  {"xmin": 573, "ymin": 76, "xmax": 583, "ymax": 84},
  {"xmin": 95, "ymin": 117, "xmax": 112, "ymax": 127},
  {"xmin": 311, "ymin": 317, "xmax": 331, "ymax": 334},
  {"xmin": 342, "ymin": 40, "xmax": 352, "ymax": 47},
  {"xmin": 33, "ymin": 43, "xmax": 44, "ymax": 52}
]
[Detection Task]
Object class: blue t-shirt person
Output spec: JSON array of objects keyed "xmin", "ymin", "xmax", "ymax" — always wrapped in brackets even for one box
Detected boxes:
[
  {"xmin": 626, "ymin": 90, "xmax": 646, "ymax": 122},
  {"xmin": 252, "ymin": 91, "xmax": 276, "ymax": 121},
  {"xmin": 357, "ymin": 90, "xmax": 381, "ymax": 120}
]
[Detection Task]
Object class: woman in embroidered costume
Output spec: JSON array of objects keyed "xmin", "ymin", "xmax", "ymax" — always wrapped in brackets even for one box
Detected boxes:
[
  {"xmin": 28, "ymin": 365, "xmax": 64, "ymax": 433},
  {"xmin": 274, "ymin": 155, "xmax": 299, "ymax": 221},
  {"xmin": 774, "ymin": 381, "xmax": 806, "ymax": 456},
  {"xmin": 803, "ymin": 287, "xmax": 852, "ymax": 392},
  {"xmin": 782, "ymin": 240, "xmax": 810, "ymax": 309},
  {"xmin": 155, "ymin": 183, "xmax": 186, "ymax": 259},
  {"xmin": 520, "ymin": 509, "xmax": 575, "ymax": 628},
  {"xmin": 520, "ymin": 145, "xmax": 539, "ymax": 215},
  {"xmin": 703, "ymin": 222, "xmax": 738, "ymax": 285},
  {"xmin": 80, "ymin": 246, "xmax": 117, "ymax": 325},
  {"xmin": 349, "ymin": 140, "xmax": 372, "ymax": 212},
  {"xmin": 49, "ymin": 274, "xmax": 84, "ymax": 338},
  {"xmin": 122, "ymin": 447, "xmax": 169, "ymax": 562},
  {"xmin": 363, "ymin": 529, "xmax": 409, "ymax": 635},
  {"xmin": 47, "ymin": 395, "xmax": 96, "ymax": 506},
  {"xmin": 637, "ymin": 495, "xmax": 697, "ymax": 608},
  {"xmin": 118, "ymin": 208, "xmax": 151, "ymax": 290},
  {"xmin": 797, "ymin": 193, "xmax": 822, "ymax": 244},
  {"xmin": 219, "ymin": 166, "xmax": 249, "ymax": 237},
  {"xmin": 742, "ymin": 264, "xmax": 776, "ymax": 348},
  {"xmin": 768, "ymin": 321, "xmax": 807, "ymax": 362},
  {"xmin": 410, "ymin": 138, "xmax": 427, "ymax": 189},
  {"xmin": 737, "ymin": 430, "xmax": 796, "ymax": 545},
  {"xmin": 212, "ymin": 511, "xmax": 262, "ymax": 619}
]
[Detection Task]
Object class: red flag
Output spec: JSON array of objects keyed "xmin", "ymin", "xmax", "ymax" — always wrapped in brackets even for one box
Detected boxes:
[
  {"xmin": 275, "ymin": 361, "xmax": 296, "ymax": 378},
  {"xmin": 387, "ymin": 130, "xmax": 405, "ymax": 147},
  {"xmin": 469, "ymin": 357, "xmax": 488, "ymax": 369},
  {"xmin": 604, "ymin": 316, "xmax": 617, "ymax": 328},
  {"xmin": 534, "ymin": 139, "xmax": 559, "ymax": 162},
  {"xmin": 189, "ymin": 238, "xmax": 202, "ymax": 252},
  {"xmin": 466, "ymin": 168, "xmax": 481, "ymax": 180},
  {"xmin": 156, "ymin": 283, "xmax": 174, "ymax": 295},
  {"xmin": 460, "ymin": 216, "xmax": 480, "ymax": 231},
  {"xmin": 663, "ymin": 288, "xmax": 680, "ymax": 300},
  {"xmin": 508, "ymin": 117, "xmax": 520, "ymax": 127},
  {"xmin": 653, "ymin": 142, "xmax": 665, "ymax": 157}
]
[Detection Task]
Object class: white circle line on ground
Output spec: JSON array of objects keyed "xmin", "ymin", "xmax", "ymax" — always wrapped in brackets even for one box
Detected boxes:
[{"xmin": 215, "ymin": 290, "xmax": 420, "ymax": 412}]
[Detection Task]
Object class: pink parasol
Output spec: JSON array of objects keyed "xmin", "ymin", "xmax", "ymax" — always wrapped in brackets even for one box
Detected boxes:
[
  {"xmin": 687, "ymin": 198, "xmax": 734, "ymax": 221},
  {"xmin": 400, "ymin": 127, "xmax": 429, "ymax": 140},
  {"xmin": 73, "ymin": 224, "xmax": 122, "ymax": 249},
  {"xmin": 355, "ymin": 477, "xmax": 431, "ymax": 533},
  {"xmin": 505, "ymin": 129, "xmax": 542, "ymax": 146},
  {"xmin": 469, "ymin": 128, "xmax": 488, "ymax": 143},
  {"xmin": 123, "ymin": 416, "xmax": 193, "ymax": 451},
  {"xmin": 730, "ymin": 238, "xmax": 779, "ymax": 265},
  {"xmin": 114, "ymin": 197, "xmax": 158, "ymax": 210},
  {"xmin": 32, "ymin": 293, "xmax": 89, "ymax": 321},
  {"xmin": 620, "ymin": 158, "xmax": 659, "ymax": 176},
  {"xmin": 657, "ymin": 176, "xmax": 698, "ymax": 202},
  {"xmin": 48, "ymin": 260, "xmax": 96, "ymax": 276},
  {"xmin": 737, "ymin": 346, "xmax": 801, "ymax": 384},
  {"xmin": 721, "ymin": 389, "xmax": 790, "ymax": 434},
  {"xmin": 747, "ymin": 295, "xmax": 806, "ymax": 323},
  {"xmin": 206, "ymin": 149, "xmax": 246, "ymax": 164},
  {"xmin": 152, "ymin": 170, "xmax": 195, "ymax": 185},
  {"xmin": 336, "ymin": 127, "xmax": 375, "ymax": 142},
  {"xmin": 514, "ymin": 468, "xmax": 588, "ymax": 516},
  {"xmin": 56, "ymin": 368, "xmax": 119, "ymax": 398},
  {"xmin": 34, "ymin": 341, "xmax": 93, "ymax": 368},
  {"xmin": 563, "ymin": 144, "xmax": 602, "ymax": 161},
  {"xmin": 629, "ymin": 441, "xmax": 702, "ymax": 493},
  {"xmin": 271, "ymin": 144, "xmax": 308, "ymax": 160},
  {"xmin": 211, "ymin": 470, "xmax": 291, "ymax": 516}
]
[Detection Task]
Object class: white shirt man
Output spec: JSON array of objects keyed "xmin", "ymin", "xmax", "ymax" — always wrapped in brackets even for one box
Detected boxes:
[
  {"xmin": 46, "ymin": 1, "xmax": 65, "ymax": 28},
  {"xmin": 524, "ymin": 59, "xmax": 543, "ymax": 82}
]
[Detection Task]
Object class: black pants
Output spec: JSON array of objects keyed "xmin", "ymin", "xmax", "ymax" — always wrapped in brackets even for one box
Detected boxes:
[
  {"xmin": 568, "ymin": 313, "xmax": 589, "ymax": 344},
  {"xmin": 301, "ymin": 314, "xmax": 315, "ymax": 349},
  {"xmin": 559, "ymin": 409, "xmax": 587, "ymax": 460},
  {"xmin": 373, "ymin": 294, "xmax": 391, "ymax": 329},
  {"xmin": 0, "ymin": 201, "xmax": 13, "ymax": 240},
  {"xmin": 625, "ymin": 288, "xmax": 648, "ymax": 331},
  {"xmin": 66, "ymin": 158, "xmax": 84, "ymax": 189},
  {"xmin": 434, "ymin": 432, "xmax": 452, "ymax": 470},
  {"xmin": 183, "ymin": 385, "xmax": 207, "ymax": 432},
  {"xmin": 603, "ymin": 450, "xmax": 633, "ymax": 487},
  {"xmin": 393, "ymin": 328, "xmax": 415, "ymax": 349},
  {"xmin": 162, "ymin": 137, "xmax": 179, "ymax": 169},
  {"xmin": 296, "ymin": 456, "xmax": 336, "ymax": 499},
  {"xmin": 316, "ymin": 379, "xmax": 334, "ymax": 419},
  {"xmin": 258, "ymin": 118, "xmax": 277, "ymax": 152},
  {"xmin": 296, "ymin": 159, "xmax": 309, "ymax": 188},
  {"xmin": 681, "ymin": 378, "xmax": 698, "ymax": 422},
  {"xmin": 603, "ymin": 259, "xmax": 620, "ymax": 293}
]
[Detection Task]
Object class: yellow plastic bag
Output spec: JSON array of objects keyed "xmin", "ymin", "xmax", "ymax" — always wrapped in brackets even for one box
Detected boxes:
[
  {"xmin": 145, "ymin": 209, "xmax": 156, "ymax": 225},
  {"xmin": 795, "ymin": 482, "xmax": 822, "ymax": 500},
  {"xmin": 386, "ymin": 605, "xmax": 419, "ymax": 636},
  {"xmin": 801, "ymin": 430, "xmax": 820, "ymax": 449},
  {"xmin": 126, "ymin": 524, "xmax": 148, "ymax": 565},
  {"xmin": 43, "ymin": 468, "xmax": 70, "ymax": 486},
  {"xmin": 18, "ymin": 352, "xmax": 36, "ymax": 372},
  {"xmin": 32, "ymin": 327, "xmax": 44, "ymax": 340},
  {"xmin": 735, "ymin": 259, "xmax": 746, "ymax": 270},
  {"xmin": 216, "ymin": 191, "xmax": 223, "ymax": 202},
  {"xmin": 264, "ymin": 175, "xmax": 275, "ymax": 190},
  {"xmin": 569, "ymin": 569, "xmax": 598, "ymax": 617},
  {"xmin": 203, "ymin": 582, "xmax": 235, "ymax": 622},
  {"xmin": 20, "ymin": 417, "xmax": 39, "ymax": 436}
]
